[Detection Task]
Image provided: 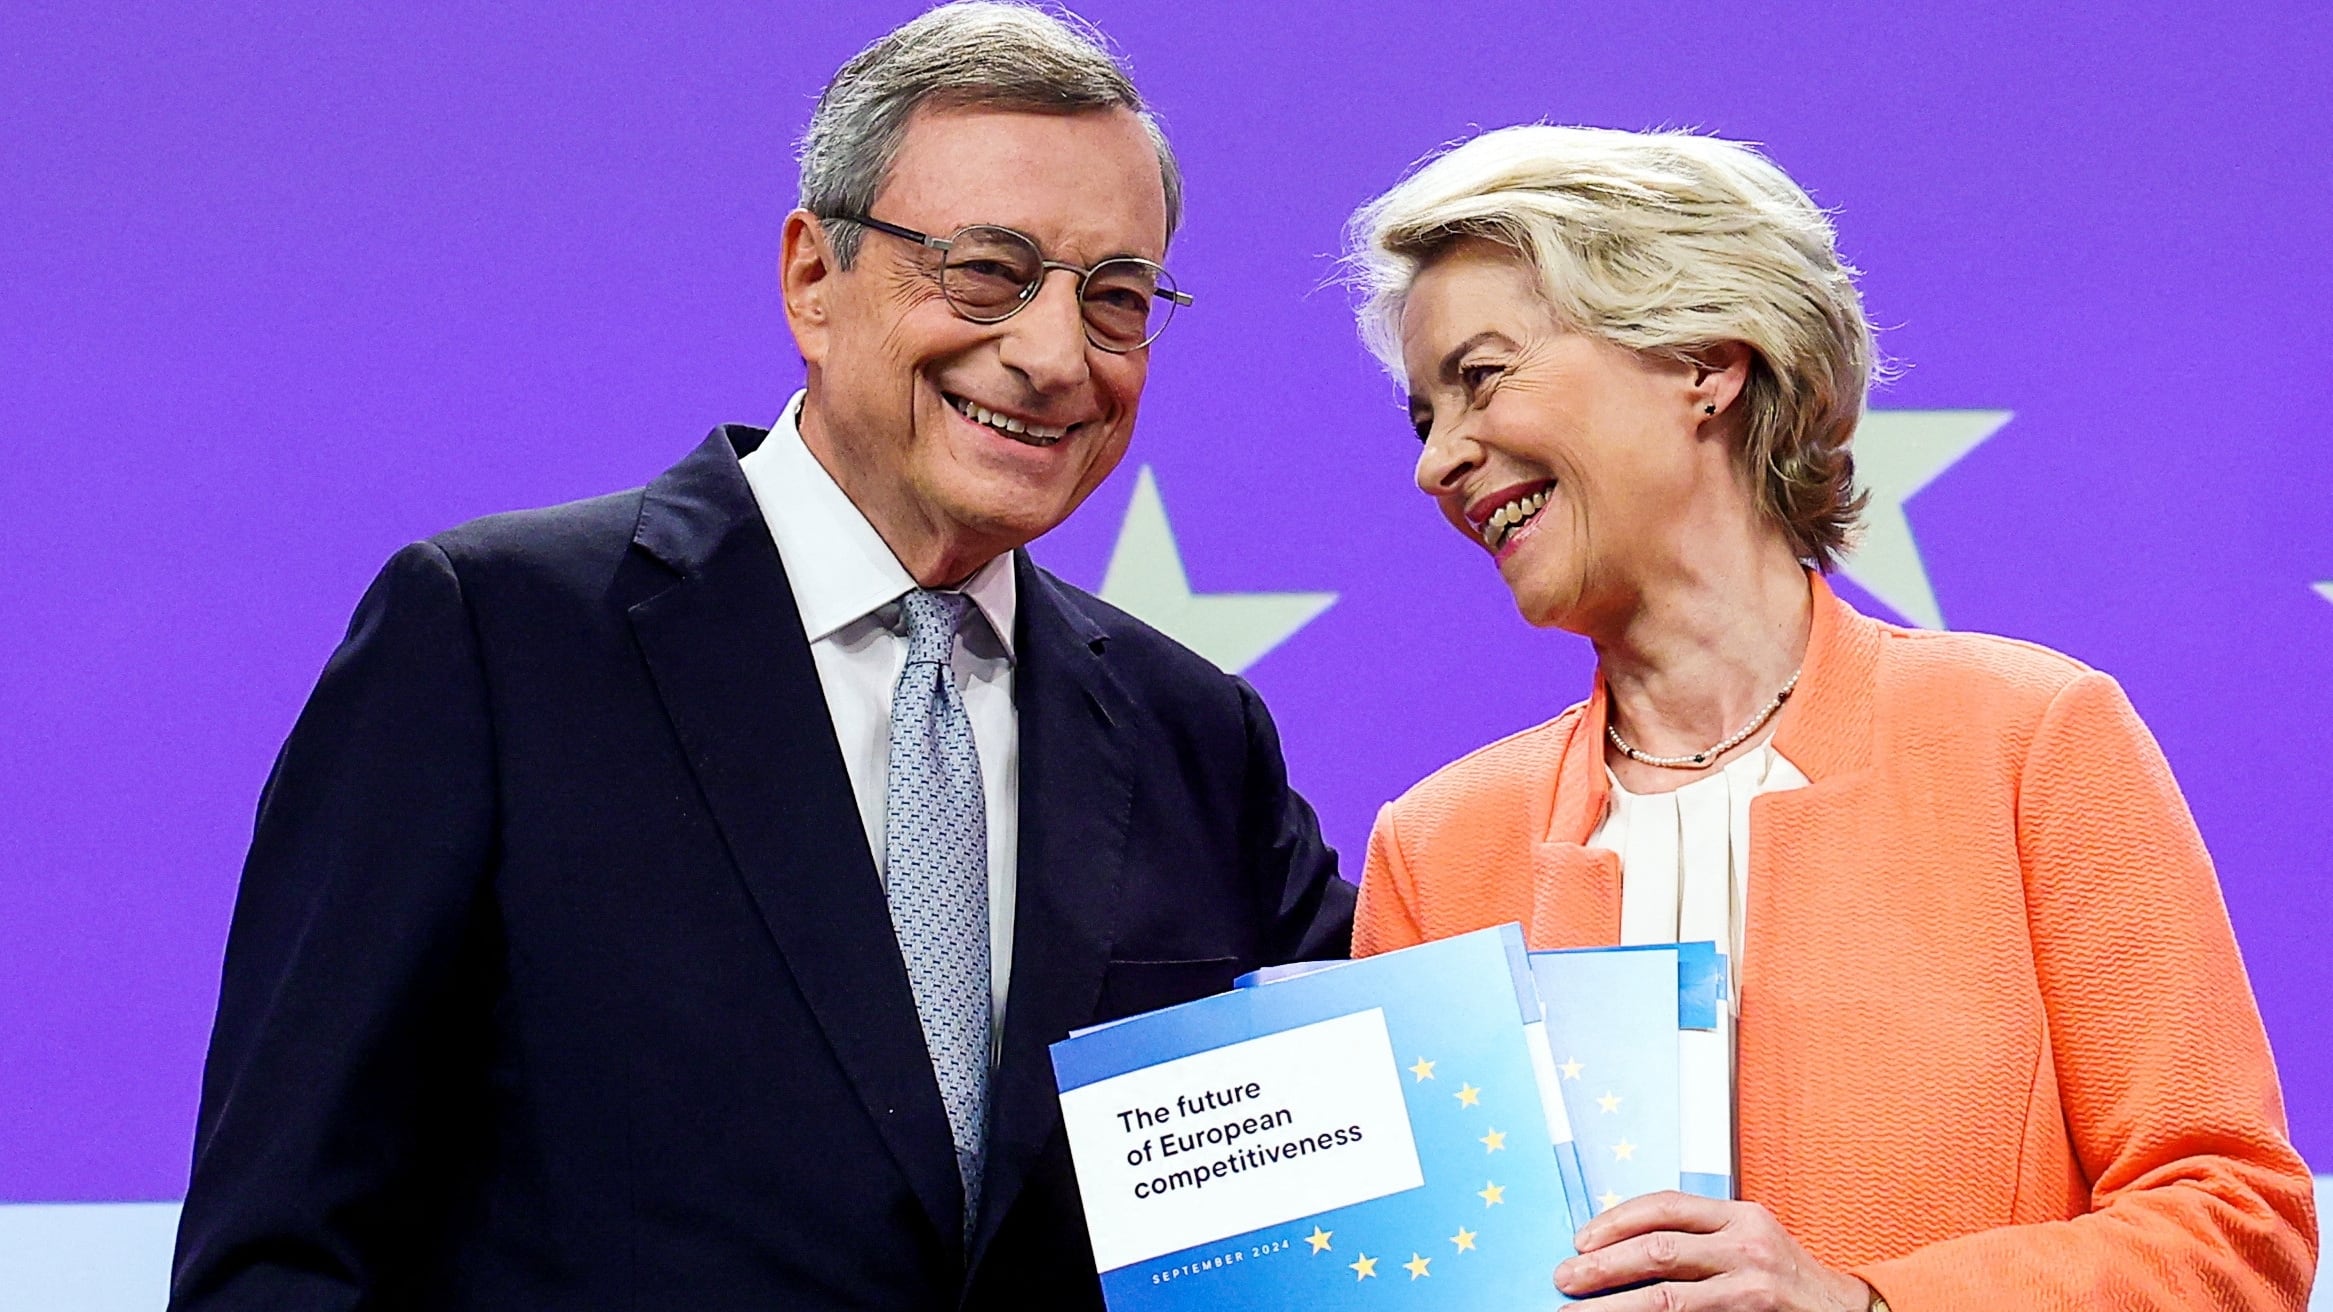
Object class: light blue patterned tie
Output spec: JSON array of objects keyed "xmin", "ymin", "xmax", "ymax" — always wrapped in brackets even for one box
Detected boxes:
[{"xmin": 884, "ymin": 588, "xmax": 992, "ymax": 1233}]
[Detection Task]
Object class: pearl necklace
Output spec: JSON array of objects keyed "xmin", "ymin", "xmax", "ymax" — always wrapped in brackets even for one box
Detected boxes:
[{"xmin": 1605, "ymin": 669, "xmax": 1801, "ymax": 770}]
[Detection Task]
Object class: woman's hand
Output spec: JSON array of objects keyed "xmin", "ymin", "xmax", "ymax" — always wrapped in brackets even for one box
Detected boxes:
[{"xmin": 1554, "ymin": 1192, "xmax": 1874, "ymax": 1310}]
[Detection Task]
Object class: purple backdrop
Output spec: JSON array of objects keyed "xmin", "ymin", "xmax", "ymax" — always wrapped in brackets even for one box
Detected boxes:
[{"xmin": 6, "ymin": 2, "xmax": 2329, "ymax": 1205}]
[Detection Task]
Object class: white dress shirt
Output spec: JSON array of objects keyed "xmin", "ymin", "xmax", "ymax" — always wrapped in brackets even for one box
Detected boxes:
[{"xmin": 737, "ymin": 391, "xmax": 1020, "ymax": 1034}]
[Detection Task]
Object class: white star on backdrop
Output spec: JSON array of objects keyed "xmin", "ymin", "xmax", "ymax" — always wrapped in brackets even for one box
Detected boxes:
[
  {"xmin": 1097, "ymin": 466, "xmax": 1337, "ymax": 675},
  {"xmin": 1096, "ymin": 413, "xmax": 2006, "ymax": 658},
  {"xmin": 2314, "ymin": 582, "xmax": 2333, "ymax": 607},
  {"xmin": 1836, "ymin": 410, "xmax": 2013, "ymax": 630}
]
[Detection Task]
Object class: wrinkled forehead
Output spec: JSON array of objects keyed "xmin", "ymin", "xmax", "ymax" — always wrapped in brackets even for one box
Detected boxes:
[
  {"xmin": 1398, "ymin": 241, "xmax": 1552, "ymax": 377},
  {"xmin": 875, "ymin": 104, "xmax": 1171, "ymax": 263}
]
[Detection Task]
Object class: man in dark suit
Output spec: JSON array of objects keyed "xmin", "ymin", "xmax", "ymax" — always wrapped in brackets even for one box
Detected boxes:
[{"xmin": 169, "ymin": 4, "xmax": 1352, "ymax": 1308}]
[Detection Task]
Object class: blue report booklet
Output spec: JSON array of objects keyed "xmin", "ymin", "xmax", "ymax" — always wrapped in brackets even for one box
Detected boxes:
[
  {"xmin": 1235, "ymin": 955, "xmax": 1595, "ymax": 1233},
  {"xmin": 1516, "ymin": 988, "xmax": 1598, "ymax": 1233},
  {"xmin": 1053, "ymin": 925, "xmax": 1577, "ymax": 1309},
  {"xmin": 1531, "ymin": 942, "xmax": 1732, "ymax": 1213}
]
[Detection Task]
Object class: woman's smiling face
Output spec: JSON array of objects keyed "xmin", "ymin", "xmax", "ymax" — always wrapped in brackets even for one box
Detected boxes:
[{"xmin": 1401, "ymin": 239, "xmax": 1716, "ymax": 631}]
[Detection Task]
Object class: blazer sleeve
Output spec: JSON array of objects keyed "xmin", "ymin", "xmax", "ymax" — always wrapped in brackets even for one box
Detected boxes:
[
  {"xmin": 1855, "ymin": 671, "xmax": 2317, "ymax": 1310},
  {"xmin": 171, "ymin": 541, "xmax": 500, "ymax": 1311},
  {"xmin": 1232, "ymin": 676, "xmax": 1354, "ymax": 962}
]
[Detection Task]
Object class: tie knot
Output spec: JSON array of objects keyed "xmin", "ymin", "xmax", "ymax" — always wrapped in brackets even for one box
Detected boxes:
[{"xmin": 900, "ymin": 589, "xmax": 974, "ymax": 665}]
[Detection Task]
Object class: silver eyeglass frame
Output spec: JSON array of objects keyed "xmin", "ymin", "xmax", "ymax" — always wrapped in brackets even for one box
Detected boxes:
[{"xmin": 833, "ymin": 212, "xmax": 1192, "ymax": 352}]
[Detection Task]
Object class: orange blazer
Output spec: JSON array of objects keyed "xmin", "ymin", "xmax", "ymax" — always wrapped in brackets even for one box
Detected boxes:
[{"xmin": 1354, "ymin": 574, "xmax": 2316, "ymax": 1309}]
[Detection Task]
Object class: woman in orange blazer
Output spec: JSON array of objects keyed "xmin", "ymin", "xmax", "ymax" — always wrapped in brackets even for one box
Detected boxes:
[{"xmin": 1342, "ymin": 125, "xmax": 2315, "ymax": 1310}]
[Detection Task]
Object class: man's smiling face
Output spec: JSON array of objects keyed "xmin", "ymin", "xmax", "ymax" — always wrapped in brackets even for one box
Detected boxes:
[{"xmin": 781, "ymin": 103, "xmax": 1169, "ymax": 586}]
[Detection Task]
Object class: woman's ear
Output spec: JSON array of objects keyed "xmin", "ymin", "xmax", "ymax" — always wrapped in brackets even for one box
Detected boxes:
[
  {"xmin": 1688, "ymin": 341, "xmax": 1753, "ymax": 420},
  {"xmin": 778, "ymin": 209, "xmax": 837, "ymax": 369}
]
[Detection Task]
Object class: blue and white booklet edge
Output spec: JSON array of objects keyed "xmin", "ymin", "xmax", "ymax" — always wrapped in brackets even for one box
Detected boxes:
[{"xmin": 1053, "ymin": 924, "xmax": 1580, "ymax": 1309}]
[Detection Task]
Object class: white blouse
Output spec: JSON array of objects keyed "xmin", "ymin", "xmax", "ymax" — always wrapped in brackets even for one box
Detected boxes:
[
  {"xmin": 1590, "ymin": 741, "xmax": 1809, "ymax": 1004},
  {"xmin": 1587, "ymin": 741, "xmax": 1808, "ymax": 1192}
]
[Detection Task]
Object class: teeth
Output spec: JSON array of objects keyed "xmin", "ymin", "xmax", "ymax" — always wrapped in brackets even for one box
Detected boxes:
[
  {"xmin": 1479, "ymin": 486, "xmax": 1552, "ymax": 549},
  {"xmin": 951, "ymin": 395, "xmax": 1068, "ymax": 444}
]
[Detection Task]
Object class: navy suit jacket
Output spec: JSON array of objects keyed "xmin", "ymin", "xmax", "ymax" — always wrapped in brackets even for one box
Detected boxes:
[{"xmin": 171, "ymin": 425, "xmax": 1354, "ymax": 1310}]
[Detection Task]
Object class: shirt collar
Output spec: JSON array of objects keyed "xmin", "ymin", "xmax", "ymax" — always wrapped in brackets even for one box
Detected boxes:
[{"xmin": 738, "ymin": 390, "xmax": 1017, "ymax": 659}]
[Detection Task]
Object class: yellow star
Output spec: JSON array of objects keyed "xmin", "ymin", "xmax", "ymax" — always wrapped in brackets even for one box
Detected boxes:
[
  {"xmin": 1350, "ymin": 1252, "xmax": 1378, "ymax": 1281},
  {"xmin": 1597, "ymin": 1091, "xmax": 1622, "ymax": 1114},
  {"xmin": 1450, "ymin": 1226, "xmax": 1478, "ymax": 1253},
  {"xmin": 1612, "ymin": 1138, "xmax": 1637, "ymax": 1161},
  {"xmin": 1409, "ymin": 1057, "xmax": 1436, "ymax": 1082},
  {"xmin": 1306, "ymin": 1226, "xmax": 1333, "ymax": 1254},
  {"xmin": 1479, "ymin": 1127, "xmax": 1507, "ymax": 1154},
  {"xmin": 1559, "ymin": 1057, "xmax": 1584, "ymax": 1080},
  {"xmin": 1454, "ymin": 1082, "xmax": 1482, "ymax": 1108},
  {"xmin": 1478, "ymin": 1180, "xmax": 1506, "ymax": 1207},
  {"xmin": 1598, "ymin": 1190, "xmax": 1624, "ymax": 1212},
  {"xmin": 1404, "ymin": 1253, "xmax": 1432, "ymax": 1280}
]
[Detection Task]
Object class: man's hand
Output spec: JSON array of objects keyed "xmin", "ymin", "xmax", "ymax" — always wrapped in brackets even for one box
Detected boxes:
[{"xmin": 1554, "ymin": 1192, "xmax": 1873, "ymax": 1310}]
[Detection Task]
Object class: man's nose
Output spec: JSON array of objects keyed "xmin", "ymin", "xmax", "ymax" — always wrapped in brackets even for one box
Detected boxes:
[{"xmin": 996, "ymin": 270, "xmax": 1092, "ymax": 394}]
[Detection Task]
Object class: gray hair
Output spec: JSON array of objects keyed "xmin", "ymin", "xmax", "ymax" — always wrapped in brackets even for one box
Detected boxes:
[
  {"xmin": 1347, "ymin": 125, "xmax": 1878, "ymax": 569},
  {"xmin": 798, "ymin": 1, "xmax": 1183, "ymax": 266}
]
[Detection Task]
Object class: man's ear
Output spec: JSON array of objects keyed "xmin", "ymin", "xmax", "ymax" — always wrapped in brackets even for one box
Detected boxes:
[{"xmin": 779, "ymin": 209, "xmax": 839, "ymax": 368}]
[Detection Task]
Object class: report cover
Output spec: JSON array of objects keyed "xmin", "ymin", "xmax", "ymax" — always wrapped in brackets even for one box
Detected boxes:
[
  {"xmin": 1235, "ymin": 951, "xmax": 1595, "ymax": 1232},
  {"xmin": 1530, "ymin": 942, "xmax": 1733, "ymax": 1213},
  {"xmin": 1674, "ymin": 941, "xmax": 1734, "ymax": 1201},
  {"xmin": 1052, "ymin": 925, "xmax": 1577, "ymax": 1309},
  {"xmin": 1518, "ymin": 996, "xmax": 1598, "ymax": 1233}
]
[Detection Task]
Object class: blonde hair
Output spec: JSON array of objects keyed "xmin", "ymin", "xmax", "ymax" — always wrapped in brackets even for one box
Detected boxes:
[{"xmin": 1347, "ymin": 124, "xmax": 1876, "ymax": 567}]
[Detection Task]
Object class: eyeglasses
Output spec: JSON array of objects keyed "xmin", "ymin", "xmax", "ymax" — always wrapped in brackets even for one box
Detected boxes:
[{"xmin": 833, "ymin": 213, "xmax": 1192, "ymax": 353}]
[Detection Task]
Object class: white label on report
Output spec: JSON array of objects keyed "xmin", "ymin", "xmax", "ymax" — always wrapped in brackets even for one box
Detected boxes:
[{"xmin": 1059, "ymin": 1007, "xmax": 1425, "ymax": 1272}]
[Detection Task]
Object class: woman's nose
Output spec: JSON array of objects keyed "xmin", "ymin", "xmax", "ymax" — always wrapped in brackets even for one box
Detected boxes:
[{"xmin": 1414, "ymin": 422, "xmax": 1479, "ymax": 497}]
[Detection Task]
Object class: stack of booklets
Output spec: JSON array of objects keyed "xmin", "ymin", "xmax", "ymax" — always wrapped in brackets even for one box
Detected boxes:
[
  {"xmin": 1529, "ymin": 941, "xmax": 1734, "ymax": 1213},
  {"xmin": 1048, "ymin": 924, "xmax": 1731, "ymax": 1310}
]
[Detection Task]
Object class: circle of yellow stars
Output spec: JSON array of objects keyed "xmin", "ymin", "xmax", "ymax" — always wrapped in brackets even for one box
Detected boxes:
[
  {"xmin": 1566, "ymin": 1051, "xmax": 1645, "ymax": 1215},
  {"xmin": 1306, "ymin": 1054, "xmax": 1513, "ymax": 1285},
  {"xmin": 1340, "ymin": 1250, "xmax": 1438, "ymax": 1281}
]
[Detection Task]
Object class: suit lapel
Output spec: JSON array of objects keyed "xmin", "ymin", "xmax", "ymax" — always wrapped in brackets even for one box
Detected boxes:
[
  {"xmin": 1529, "ymin": 678, "xmax": 1623, "ymax": 947},
  {"xmin": 1737, "ymin": 572, "xmax": 1886, "ymax": 1160},
  {"xmin": 1766, "ymin": 573, "xmax": 1880, "ymax": 788},
  {"xmin": 968, "ymin": 557, "xmax": 1136, "ymax": 1267},
  {"xmin": 623, "ymin": 426, "xmax": 965, "ymax": 1246}
]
